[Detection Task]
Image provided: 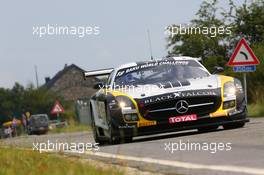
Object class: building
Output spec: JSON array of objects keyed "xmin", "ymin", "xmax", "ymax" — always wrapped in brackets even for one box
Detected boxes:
[{"xmin": 44, "ymin": 64, "xmax": 99, "ymax": 101}]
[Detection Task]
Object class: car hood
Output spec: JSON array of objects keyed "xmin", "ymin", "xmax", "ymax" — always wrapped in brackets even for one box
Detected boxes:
[{"xmin": 120, "ymin": 75, "xmax": 220, "ymax": 99}]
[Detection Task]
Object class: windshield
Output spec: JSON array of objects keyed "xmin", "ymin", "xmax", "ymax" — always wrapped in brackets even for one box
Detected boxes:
[
  {"xmin": 114, "ymin": 60, "xmax": 209, "ymax": 86},
  {"xmin": 31, "ymin": 115, "xmax": 48, "ymax": 122}
]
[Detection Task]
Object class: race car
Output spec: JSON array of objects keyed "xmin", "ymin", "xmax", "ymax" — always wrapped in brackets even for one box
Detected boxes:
[{"xmin": 84, "ymin": 57, "xmax": 249, "ymax": 144}]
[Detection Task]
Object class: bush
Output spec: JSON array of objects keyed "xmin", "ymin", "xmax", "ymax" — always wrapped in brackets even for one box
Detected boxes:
[{"xmin": 248, "ymin": 100, "xmax": 264, "ymax": 117}]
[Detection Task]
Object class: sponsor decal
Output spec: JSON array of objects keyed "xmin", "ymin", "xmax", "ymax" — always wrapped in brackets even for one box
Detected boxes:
[
  {"xmin": 144, "ymin": 92, "xmax": 180, "ymax": 104},
  {"xmin": 169, "ymin": 114, "xmax": 197, "ymax": 123},
  {"xmin": 118, "ymin": 125, "xmax": 136, "ymax": 129},
  {"xmin": 137, "ymin": 121, "xmax": 157, "ymax": 127},
  {"xmin": 143, "ymin": 90, "xmax": 217, "ymax": 105},
  {"xmin": 116, "ymin": 60, "xmax": 190, "ymax": 77},
  {"xmin": 108, "ymin": 100, "xmax": 117, "ymax": 109}
]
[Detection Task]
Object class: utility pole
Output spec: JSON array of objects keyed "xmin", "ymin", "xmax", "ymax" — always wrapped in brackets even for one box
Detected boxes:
[
  {"xmin": 35, "ymin": 65, "xmax": 39, "ymax": 88},
  {"xmin": 243, "ymin": 73, "xmax": 247, "ymax": 105},
  {"xmin": 147, "ymin": 29, "xmax": 154, "ymax": 60}
]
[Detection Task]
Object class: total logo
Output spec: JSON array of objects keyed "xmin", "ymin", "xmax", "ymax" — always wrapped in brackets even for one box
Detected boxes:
[{"xmin": 169, "ymin": 114, "xmax": 197, "ymax": 124}]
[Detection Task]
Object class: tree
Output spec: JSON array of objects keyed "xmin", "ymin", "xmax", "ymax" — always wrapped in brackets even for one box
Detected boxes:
[
  {"xmin": 0, "ymin": 83, "xmax": 66, "ymax": 124},
  {"xmin": 166, "ymin": 0, "xmax": 229, "ymax": 71},
  {"xmin": 166, "ymin": 0, "xmax": 264, "ymax": 102}
]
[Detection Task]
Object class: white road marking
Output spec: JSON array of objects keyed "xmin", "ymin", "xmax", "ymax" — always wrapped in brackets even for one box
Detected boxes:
[{"xmin": 85, "ymin": 151, "xmax": 264, "ymax": 175}]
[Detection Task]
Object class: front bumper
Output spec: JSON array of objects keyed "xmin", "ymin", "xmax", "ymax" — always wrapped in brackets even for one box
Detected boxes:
[
  {"xmin": 29, "ymin": 126, "xmax": 49, "ymax": 132},
  {"xmin": 114, "ymin": 107, "xmax": 249, "ymax": 138}
]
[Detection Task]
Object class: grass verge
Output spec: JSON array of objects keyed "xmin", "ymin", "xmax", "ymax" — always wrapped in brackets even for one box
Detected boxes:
[
  {"xmin": 49, "ymin": 124, "xmax": 91, "ymax": 134},
  {"xmin": 0, "ymin": 147, "xmax": 123, "ymax": 175},
  {"xmin": 248, "ymin": 101, "xmax": 264, "ymax": 117}
]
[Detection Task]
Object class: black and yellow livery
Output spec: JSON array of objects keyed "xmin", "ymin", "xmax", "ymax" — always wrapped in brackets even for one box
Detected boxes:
[{"xmin": 86, "ymin": 57, "xmax": 249, "ymax": 144}]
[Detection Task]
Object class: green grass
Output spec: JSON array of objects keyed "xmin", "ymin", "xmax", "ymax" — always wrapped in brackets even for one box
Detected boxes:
[
  {"xmin": 49, "ymin": 124, "xmax": 91, "ymax": 134},
  {"xmin": 248, "ymin": 101, "xmax": 264, "ymax": 117},
  {"xmin": 0, "ymin": 147, "xmax": 123, "ymax": 175}
]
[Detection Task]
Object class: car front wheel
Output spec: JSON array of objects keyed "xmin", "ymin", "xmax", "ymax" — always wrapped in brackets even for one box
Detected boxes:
[{"xmin": 90, "ymin": 107, "xmax": 105, "ymax": 145}]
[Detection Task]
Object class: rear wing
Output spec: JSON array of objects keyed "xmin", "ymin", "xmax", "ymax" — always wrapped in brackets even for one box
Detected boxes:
[{"xmin": 83, "ymin": 68, "xmax": 114, "ymax": 79}]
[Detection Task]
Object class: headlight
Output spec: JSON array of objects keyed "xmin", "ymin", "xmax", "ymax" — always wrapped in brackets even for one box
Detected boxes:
[
  {"xmin": 116, "ymin": 96, "xmax": 136, "ymax": 109},
  {"xmin": 234, "ymin": 79, "xmax": 243, "ymax": 94},
  {"xmin": 124, "ymin": 114, "xmax": 138, "ymax": 122},
  {"xmin": 224, "ymin": 81, "xmax": 236, "ymax": 97},
  {"xmin": 223, "ymin": 100, "xmax": 236, "ymax": 109}
]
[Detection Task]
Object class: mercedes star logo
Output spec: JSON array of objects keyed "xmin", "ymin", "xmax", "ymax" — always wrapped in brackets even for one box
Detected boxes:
[{"xmin": 175, "ymin": 100, "xmax": 189, "ymax": 114}]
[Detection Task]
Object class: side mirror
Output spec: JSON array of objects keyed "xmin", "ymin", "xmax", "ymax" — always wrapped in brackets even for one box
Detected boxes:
[
  {"xmin": 93, "ymin": 82, "xmax": 104, "ymax": 89},
  {"xmin": 212, "ymin": 66, "xmax": 224, "ymax": 74}
]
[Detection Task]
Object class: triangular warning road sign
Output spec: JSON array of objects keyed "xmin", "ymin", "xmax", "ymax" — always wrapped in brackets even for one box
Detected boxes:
[
  {"xmin": 51, "ymin": 100, "xmax": 65, "ymax": 114},
  {"xmin": 227, "ymin": 38, "xmax": 260, "ymax": 66}
]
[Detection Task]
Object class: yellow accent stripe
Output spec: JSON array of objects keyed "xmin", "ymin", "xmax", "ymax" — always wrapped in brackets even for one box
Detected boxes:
[
  {"xmin": 108, "ymin": 90, "xmax": 157, "ymax": 127},
  {"xmin": 209, "ymin": 75, "xmax": 235, "ymax": 118}
]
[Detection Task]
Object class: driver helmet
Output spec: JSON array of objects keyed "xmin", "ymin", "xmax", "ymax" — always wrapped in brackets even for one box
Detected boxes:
[{"xmin": 124, "ymin": 73, "xmax": 135, "ymax": 83}]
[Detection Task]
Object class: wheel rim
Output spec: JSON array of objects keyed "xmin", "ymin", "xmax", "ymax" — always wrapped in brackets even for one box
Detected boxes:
[
  {"xmin": 108, "ymin": 120, "xmax": 114, "ymax": 143},
  {"xmin": 90, "ymin": 110, "xmax": 99, "ymax": 141}
]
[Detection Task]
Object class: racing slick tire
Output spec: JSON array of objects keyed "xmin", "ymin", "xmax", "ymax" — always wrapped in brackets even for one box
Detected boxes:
[
  {"xmin": 106, "ymin": 104, "xmax": 121, "ymax": 144},
  {"xmin": 223, "ymin": 121, "xmax": 245, "ymax": 130},
  {"xmin": 105, "ymin": 104, "xmax": 133, "ymax": 144},
  {"xmin": 118, "ymin": 134, "xmax": 133, "ymax": 143},
  {"xmin": 124, "ymin": 137, "xmax": 133, "ymax": 143},
  {"xmin": 90, "ymin": 107, "xmax": 105, "ymax": 145},
  {"xmin": 107, "ymin": 120, "xmax": 121, "ymax": 144},
  {"xmin": 198, "ymin": 125, "xmax": 219, "ymax": 133}
]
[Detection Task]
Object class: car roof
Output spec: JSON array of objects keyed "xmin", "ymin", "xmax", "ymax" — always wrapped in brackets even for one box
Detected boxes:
[{"xmin": 116, "ymin": 56, "xmax": 201, "ymax": 70}]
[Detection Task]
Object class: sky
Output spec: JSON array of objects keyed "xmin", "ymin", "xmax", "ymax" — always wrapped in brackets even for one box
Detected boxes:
[{"xmin": 0, "ymin": 0, "xmax": 243, "ymax": 88}]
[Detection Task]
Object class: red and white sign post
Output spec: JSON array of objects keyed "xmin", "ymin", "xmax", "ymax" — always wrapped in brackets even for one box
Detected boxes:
[
  {"xmin": 227, "ymin": 37, "xmax": 260, "ymax": 105},
  {"xmin": 51, "ymin": 100, "xmax": 65, "ymax": 120}
]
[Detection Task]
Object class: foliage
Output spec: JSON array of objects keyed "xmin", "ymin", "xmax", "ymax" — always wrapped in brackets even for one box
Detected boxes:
[
  {"xmin": 166, "ymin": 0, "xmax": 264, "ymax": 103},
  {"xmin": 248, "ymin": 100, "xmax": 264, "ymax": 117},
  {"xmin": 0, "ymin": 83, "xmax": 66, "ymax": 124}
]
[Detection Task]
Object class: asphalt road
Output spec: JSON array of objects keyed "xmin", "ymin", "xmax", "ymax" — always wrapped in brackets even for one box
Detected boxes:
[{"xmin": 1, "ymin": 118, "xmax": 264, "ymax": 175}]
